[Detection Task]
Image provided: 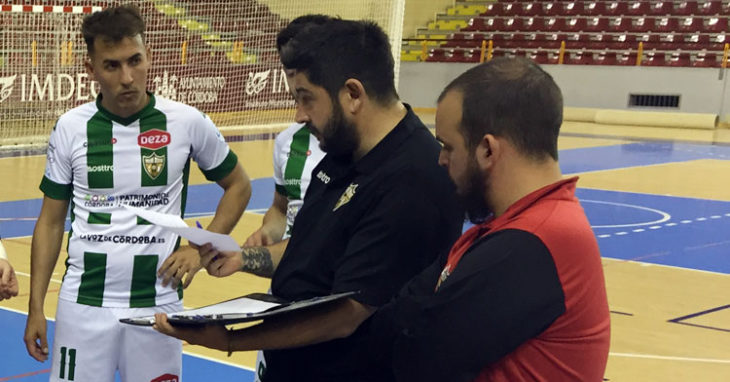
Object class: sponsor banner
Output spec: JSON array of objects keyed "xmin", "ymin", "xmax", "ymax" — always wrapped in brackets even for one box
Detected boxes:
[{"xmin": 0, "ymin": 64, "xmax": 296, "ymax": 116}]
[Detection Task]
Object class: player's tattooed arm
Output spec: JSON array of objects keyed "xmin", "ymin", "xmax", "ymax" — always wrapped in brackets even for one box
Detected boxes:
[{"xmin": 240, "ymin": 247, "xmax": 275, "ymax": 278}]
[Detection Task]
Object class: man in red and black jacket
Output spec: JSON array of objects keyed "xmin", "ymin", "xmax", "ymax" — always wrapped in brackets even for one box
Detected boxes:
[{"xmin": 372, "ymin": 57, "xmax": 611, "ymax": 382}]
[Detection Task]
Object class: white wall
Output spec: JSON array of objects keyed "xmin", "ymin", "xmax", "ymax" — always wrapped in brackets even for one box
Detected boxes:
[{"xmin": 398, "ymin": 62, "xmax": 730, "ymax": 120}]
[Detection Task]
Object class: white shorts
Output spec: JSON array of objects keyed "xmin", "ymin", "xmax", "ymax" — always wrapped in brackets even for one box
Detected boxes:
[
  {"xmin": 254, "ymin": 350, "xmax": 266, "ymax": 382},
  {"xmin": 51, "ymin": 299, "xmax": 183, "ymax": 382}
]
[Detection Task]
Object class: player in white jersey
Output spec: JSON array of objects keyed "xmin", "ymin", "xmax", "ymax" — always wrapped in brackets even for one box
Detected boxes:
[
  {"xmin": 23, "ymin": 5, "xmax": 251, "ymax": 382},
  {"xmin": 0, "ymin": 237, "xmax": 19, "ymax": 301},
  {"xmin": 245, "ymin": 122, "xmax": 324, "ymax": 246}
]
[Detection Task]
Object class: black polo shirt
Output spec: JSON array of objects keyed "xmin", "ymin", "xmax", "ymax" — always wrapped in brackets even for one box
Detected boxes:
[{"xmin": 263, "ymin": 106, "xmax": 463, "ymax": 382}]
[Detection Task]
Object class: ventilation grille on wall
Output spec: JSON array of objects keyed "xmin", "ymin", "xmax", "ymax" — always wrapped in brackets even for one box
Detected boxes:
[{"xmin": 628, "ymin": 94, "xmax": 680, "ymax": 108}]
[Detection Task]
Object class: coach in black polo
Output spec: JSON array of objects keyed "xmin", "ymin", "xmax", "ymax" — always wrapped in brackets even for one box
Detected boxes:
[{"xmin": 152, "ymin": 16, "xmax": 462, "ymax": 382}]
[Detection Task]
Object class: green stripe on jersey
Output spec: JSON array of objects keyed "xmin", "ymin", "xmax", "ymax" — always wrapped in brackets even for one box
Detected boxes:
[
  {"xmin": 130, "ymin": 255, "xmax": 159, "ymax": 307},
  {"xmin": 87, "ymin": 212, "xmax": 111, "ymax": 225},
  {"xmin": 86, "ymin": 112, "xmax": 114, "ymax": 189},
  {"xmin": 139, "ymin": 108, "xmax": 168, "ymax": 187},
  {"xmin": 77, "ymin": 252, "xmax": 106, "ymax": 306},
  {"xmin": 283, "ymin": 126, "xmax": 311, "ymax": 200}
]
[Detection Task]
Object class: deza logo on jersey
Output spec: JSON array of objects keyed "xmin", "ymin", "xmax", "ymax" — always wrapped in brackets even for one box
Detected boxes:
[{"xmin": 137, "ymin": 129, "xmax": 171, "ymax": 150}]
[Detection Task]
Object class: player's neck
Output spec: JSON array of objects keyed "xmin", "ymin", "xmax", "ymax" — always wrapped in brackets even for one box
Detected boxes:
[{"xmin": 352, "ymin": 101, "xmax": 406, "ymax": 161}]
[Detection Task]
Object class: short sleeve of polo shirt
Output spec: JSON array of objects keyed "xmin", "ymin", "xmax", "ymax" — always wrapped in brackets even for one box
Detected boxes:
[
  {"xmin": 330, "ymin": 173, "xmax": 447, "ymax": 307},
  {"xmin": 189, "ymin": 112, "xmax": 237, "ymax": 182},
  {"xmin": 389, "ymin": 229, "xmax": 567, "ymax": 382},
  {"xmin": 40, "ymin": 122, "xmax": 73, "ymax": 200}
]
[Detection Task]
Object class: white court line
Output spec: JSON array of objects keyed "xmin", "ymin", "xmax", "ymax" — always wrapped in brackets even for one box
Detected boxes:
[
  {"xmin": 581, "ymin": 199, "xmax": 671, "ymax": 229},
  {"xmin": 610, "ymin": 352, "xmax": 730, "ymax": 364}
]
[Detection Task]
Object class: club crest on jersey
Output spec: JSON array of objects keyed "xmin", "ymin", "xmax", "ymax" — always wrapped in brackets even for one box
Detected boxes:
[
  {"xmin": 138, "ymin": 129, "xmax": 171, "ymax": 150},
  {"xmin": 333, "ymin": 183, "xmax": 358, "ymax": 211},
  {"xmin": 143, "ymin": 152, "xmax": 166, "ymax": 179}
]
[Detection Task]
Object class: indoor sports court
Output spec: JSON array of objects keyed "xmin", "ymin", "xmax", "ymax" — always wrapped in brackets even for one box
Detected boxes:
[{"xmin": 1, "ymin": 0, "xmax": 729, "ymax": 381}]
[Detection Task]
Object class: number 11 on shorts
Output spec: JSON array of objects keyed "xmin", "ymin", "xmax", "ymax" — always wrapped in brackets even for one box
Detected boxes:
[{"xmin": 59, "ymin": 346, "xmax": 77, "ymax": 381}]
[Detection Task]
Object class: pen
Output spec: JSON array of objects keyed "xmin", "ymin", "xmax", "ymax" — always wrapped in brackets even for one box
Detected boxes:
[{"xmin": 196, "ymin": 220, "xmax": 203, "ymax": 229}]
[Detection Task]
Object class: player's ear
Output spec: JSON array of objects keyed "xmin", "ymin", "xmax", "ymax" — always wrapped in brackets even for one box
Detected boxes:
[
  {"xmin": 342, "ymin": 79, "xmax": 365, "ymax": 115},
  {"xmin": 84, "ymin": 57, "xmax": 95, "ymax": 80},
  {"xmin": 475, "ymin": 134, "xmax": 498, "ymax": 170}
]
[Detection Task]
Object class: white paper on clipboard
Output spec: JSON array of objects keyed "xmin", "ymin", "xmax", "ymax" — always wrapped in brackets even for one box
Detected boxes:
[{"xmin": 123, "ymin": 205, "xmax": 240, "ymax": 251}]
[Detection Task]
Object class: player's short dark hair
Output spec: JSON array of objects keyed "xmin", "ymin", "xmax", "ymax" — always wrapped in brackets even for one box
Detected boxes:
[
  {"xmin": 81, "ymin": 4, "xmax": 146, "ymax": 54},
  {"xmin": 439, "ymin": 57, "xmax": 563, "ymax": 161},
  {"xmin": 276, "ymin": 14, "xmax": 334, "ymax": 53},
  {"xmin": 278, "ymin": 17, "xmax": 399, "ymax": 106}
]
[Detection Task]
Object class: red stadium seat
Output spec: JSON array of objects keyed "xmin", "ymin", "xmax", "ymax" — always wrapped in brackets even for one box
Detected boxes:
[
  {"xmin": 667, "ymin": 51, "xmax": 691, "ymax": 67},
  {"xmin": 517, "ymin": 3, "xmax": 540, "ymax": 17},
  {"xmin": 563, "ymin": 18, "xmax": 586, "ymax": 33},
  {"xmin": 520, "ymin": 17, "xmax": 540, "ymax": 32},
  {"xmin": 585, "ymin": 17, "xmax": 609, "ymax": 33},
  {"xmin": 704, "ymin": 17, "xmax": 728, "ymax": 33},
  {"xmin": 481, "ymin": 3, "xmax": 503, "ymax": 17},
  {"xmin": 630, "ymin": 17, "xmax": 653, "ymax": 33},
  {"xmin": 583, "ymin": 2, "xmax": 606, "ymax": 16},
  {"xmin": 673, "ymin": 1, "xmax": 698, "ymax": 16},
  {"xmin": 655, "ymin": 17, "xmax": 680, "ymax": 33},
  {"xmin": 541, "ymin": 3, "xmax": 563, "ymax": 17},
  {"xmin": 647, "ymin": 2, "xmax": 673, "ymax": 16},
  {"xmin": 542, "ymin": 18, "xmax": 565, "ymax": 33},
  {"xmin": 627, "ymin": 2, "xmax": 650, "ymax": 16},
  {"xmin": 564, "ymin": 51, "xmax": 595, "ymax": 65},
  {"xmin": 532, "ymin": 50, "xmax": 559, "ymax": 64},
  {"xmin": 658, "ymin": 32, "xmax": 683, "ymax": 50},
  {"xmin": 642, "ymin": 51, "xmax": 667, "ymax": 66},
  {"xmin": 465, "ymin": 17, "xmax": 488, "ymax": 31},
  {"xmin": 608, "ymin": 17, "xmax": 632, "ymax": 33},
  {"xmin": 604, "ymin": 1, "xmax": 629, "ymax": 16},
  {"xmin": 535, "ymin": 33, "xmax": 564, "ymax": 49},
  {"xmin": 697, "ymin": 1, "xmax": 724, "ymax": 16},
  {"xmin": 594, "ymin": 51, "xmax": 631, "ymax": 65},
  {"xmin": 562, "ymin": 2, "xmax": 581, "ymax": 16},
  {"xmin": 500, "ymin": 2, "xmax": 520, "ymax": 16},
  {"xmin": 692, "ymin": 52, "xmax": 720, "ymax": 67},
  {"xmin": 678, "ymin": 17, "xmax": 703, "ymax": 33},
  {"xmin": 565, "ymin": 33, "xmax": 591, "ymax": 49}
]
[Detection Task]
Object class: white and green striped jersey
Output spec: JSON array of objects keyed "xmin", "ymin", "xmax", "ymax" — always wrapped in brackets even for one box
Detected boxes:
[
  {"xmin": 41, "ymin": 94, "xmax": 238, "ymax": 308},
  {"xmin": 272, "ymin": 123, "xmax": 325, "ymax": 238}
]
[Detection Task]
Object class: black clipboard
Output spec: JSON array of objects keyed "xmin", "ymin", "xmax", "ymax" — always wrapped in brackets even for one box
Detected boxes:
[{"xmin": 119, "ymin": 291, "xmax": 358, "ymax": 326}]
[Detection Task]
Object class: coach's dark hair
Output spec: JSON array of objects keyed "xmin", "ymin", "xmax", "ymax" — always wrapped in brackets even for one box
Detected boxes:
[
  {"xmin": 276, "ymin": 14, "xmax": 334, "ymax": 53},
  {"xmin": 439, "ymin": 57, "xmax": 563, "ymax": 161},
  {"xmin": 82, "ymin": 4, "xmax": 145, "ymax": 54},
  {"xmin": 279, "ymin": 18, "xmax": 399, "ymax": 106}
]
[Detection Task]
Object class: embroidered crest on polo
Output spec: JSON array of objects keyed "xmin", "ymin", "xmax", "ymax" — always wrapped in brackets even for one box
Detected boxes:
[
  {"xmin": 143, "ymin": 152, "xmax": 166, "ymax": 179},
  {"xmin": 333, "ymin": 183, "xmax": 358, "ymax": 211},
  {"xmin": 435, "ymin": 264, "xmax": 452, "ymax": 291}
]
